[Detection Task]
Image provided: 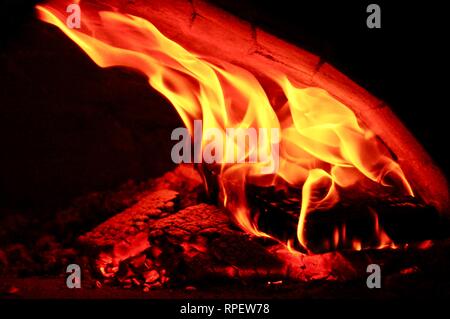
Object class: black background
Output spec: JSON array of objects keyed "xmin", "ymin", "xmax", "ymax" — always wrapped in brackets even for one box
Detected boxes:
[{"xmin": 0, "ymin": 0, "xmax": 448, "ymax": 212}]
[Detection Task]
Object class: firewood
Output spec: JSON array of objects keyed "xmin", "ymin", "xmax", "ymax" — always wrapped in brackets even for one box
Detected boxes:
[
  {"xmin": 76, "ymin": 164, "xmax": 205, "ymax": 274},
  {"xmin": 77, "ymin": 192, "xmax": 450, "ymax": 289},
  {"xmin": 151, "ymin": 164, "xmax": 205, "ymax": 208},
  {"xmin": 77, "ymin": 164, "xmax": 202, "ymax": 249},
  {"xmin": 112, "ymin": 203, "xmax": 357, "ymax": 288},
  {"xmin": 78, "ymin": 189, "xmax": 179, "ymax": 248},
  {"xmin": 76, "ymin": 165, "xmax": 447, "ymax": 287},
  {"xmin": 247, "ymin": 184, "xmax": 449, "ymax": 253},
  {"xmin": 73, "ymin": 165, "xmax": 450, "ymax": 292},
  {"xmin": 78, "ymin": 189, "xmax": 178, "ymax": 275},
  {"xmin": 78, "ymin": 194, "xmax": 357, "ymax": 287}
]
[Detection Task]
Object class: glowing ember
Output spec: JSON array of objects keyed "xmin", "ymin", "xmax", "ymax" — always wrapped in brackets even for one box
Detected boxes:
[{"xmin": 36, "ymin": 0, "xmax": 414, "ymax": 253}]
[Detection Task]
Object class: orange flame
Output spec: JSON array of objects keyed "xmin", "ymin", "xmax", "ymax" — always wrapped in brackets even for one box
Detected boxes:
[
  {"xmin": 36, "ymin": 1, "xmax": 414, "ymax": 252},
  {"xmin": 371, "ymin": 208, "xmax": 397, "ymax": 249}
]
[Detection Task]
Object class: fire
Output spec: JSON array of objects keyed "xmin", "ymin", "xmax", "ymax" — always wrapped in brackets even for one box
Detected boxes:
[{"xmin": 36, "ymin": 1, "xmax": 414, "ymax": 253}]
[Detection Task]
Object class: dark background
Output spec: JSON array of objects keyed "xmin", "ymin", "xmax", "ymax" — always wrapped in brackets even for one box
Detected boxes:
[{"xmin": 0, "ymin": 0, "xmax": 448, "ymax": 213}]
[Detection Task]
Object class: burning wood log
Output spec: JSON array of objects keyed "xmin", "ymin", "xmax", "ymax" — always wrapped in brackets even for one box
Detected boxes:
[
  {"xmin": 151, "ymin": 164, "xmax": 205, "ymax": 208},
  {"xmin": 78, "ymin": 164, "xmax": 204, "ymax": 276},
  {"xmin": 78, "ymin": 189, "xmax": 178, "ymax": 276},
  {"xmin": 249, "ymin": 184, "xmax": 450, "ymax": 253},
  {"xmin": 79, "ymin": 193, "xmax": 356, "ymax": 288},
  {"xmin": 70, "ymin": 161, "xmax": 450, "ymax": 292},
  {"xmin": 145, "ymin": 203, "xmax": 356, "ymax": 283}
]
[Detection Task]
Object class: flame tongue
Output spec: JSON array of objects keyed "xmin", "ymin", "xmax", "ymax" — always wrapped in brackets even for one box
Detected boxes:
[{"xmin": 36, "ymin": 1, "xmax": 413, "ymax": 252}]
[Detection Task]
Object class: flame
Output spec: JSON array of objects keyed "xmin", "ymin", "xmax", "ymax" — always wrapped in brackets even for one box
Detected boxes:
[
  {"xmin": 36, "ymin": 1, "xmax": 414, "ymax": 252},
  {"xmin": 371, "ymin": 208, "xmax": 397, "ymax": 249},
  {"xmin": 352, "ymin": 240, "xmax": 362, "ymax": 251},
  {"xmin": 416, "ymin": 240, "xmax": 433, "ymax": 250}
]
